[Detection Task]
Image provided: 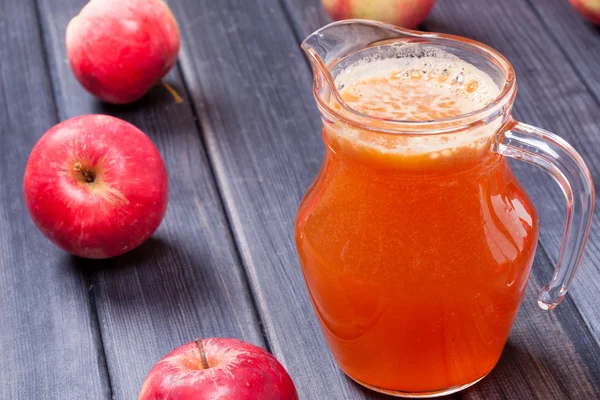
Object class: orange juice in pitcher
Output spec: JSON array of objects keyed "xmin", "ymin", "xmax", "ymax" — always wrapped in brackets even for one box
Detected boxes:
[{"xmin": 295, "ymin": 20, "xmax": 594, "ymax": 397}]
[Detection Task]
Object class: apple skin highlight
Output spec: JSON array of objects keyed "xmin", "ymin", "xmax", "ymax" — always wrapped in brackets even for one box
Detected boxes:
[{"xmin": 24, "ymin": 115, "xmax": 168, "ymax": 259}]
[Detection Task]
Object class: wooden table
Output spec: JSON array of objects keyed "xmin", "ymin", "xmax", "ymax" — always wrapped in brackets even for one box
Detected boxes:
[{"xmin": 2, "ymin": 0, "xmax": 599, "ymax": 398}]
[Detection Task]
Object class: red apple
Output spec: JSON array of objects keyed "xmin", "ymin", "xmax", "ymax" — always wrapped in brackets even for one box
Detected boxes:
[
  {"xmin": 66, "ymin": 0, "xmax": 180, "ymax": 104},
  {"xmin": 24, "ymin": 115, "xmax": 168, "ymax": 259},
  {"xmin": 138, "ymin": 338, "xmax": 299, "ymax": 400},
  {"xmin": 321, "ymin": 0, "xmax": 436, "ymax": 29},
  {"xmin": 570, "ymin": 0, "xmax": 600, "ymax": 25}
]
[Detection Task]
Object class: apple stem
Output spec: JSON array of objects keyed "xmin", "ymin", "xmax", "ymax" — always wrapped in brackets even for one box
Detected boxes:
[
  {"xmin": 73, "ymin": 162, "xmax": 95, "ymax": 183},
  {"xmin": 195, "ymin": 338, "xmax": 209, "ymax": 369},
  {"xmin": 161, "ymin": 80, "xmax": 183, "ymax": 104}
]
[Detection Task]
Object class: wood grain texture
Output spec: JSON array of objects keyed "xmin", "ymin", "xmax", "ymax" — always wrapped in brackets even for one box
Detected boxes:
[
  {"xmin": 36, "ymin": 0, "xmax": 265, "ymax": 398},
  {"xmin": 0, "ymin": 1, "xmax": 108, "ymax": 399},
  {"xmin": 526, "ymin": 0, "xmax": 600, "ymax": 103}
]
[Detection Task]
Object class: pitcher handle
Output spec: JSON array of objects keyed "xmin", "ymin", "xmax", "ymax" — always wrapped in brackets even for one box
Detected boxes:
[{"xmin": 494, "ymin": 120, "xmax": 595, "ymax": 310}]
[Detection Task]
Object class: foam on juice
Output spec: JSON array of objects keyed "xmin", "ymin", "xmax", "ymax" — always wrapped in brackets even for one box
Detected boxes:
[
  {"xmin": 334, "ymin": 55, "xmax": 500, "ymax": 122},
  {"xmin": 325, "ymin": 49, "xmax": 504, "ymax": 166}
]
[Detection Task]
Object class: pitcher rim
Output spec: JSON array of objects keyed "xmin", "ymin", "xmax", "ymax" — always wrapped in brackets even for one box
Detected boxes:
[{"xmin": 302, "ymin": 20, "xmax": 517, "ymax": 135}]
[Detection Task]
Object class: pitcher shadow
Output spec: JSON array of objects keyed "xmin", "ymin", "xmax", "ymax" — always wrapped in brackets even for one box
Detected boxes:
[
  {"xmin": 67, "ymin": 237, "xmax": 167, "ymax": 273},
  {"xmin": 464, "ymin": 340, "xmax": 563, "ymax": 397},
  {"xmin": 346, "ymin": 378, "xmax": 460, "ymax": 399}
]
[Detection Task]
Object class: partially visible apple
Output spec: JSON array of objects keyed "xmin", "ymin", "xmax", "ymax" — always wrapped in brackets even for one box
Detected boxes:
[
  {"xmin": 570, "ymin": 0, "xmax": 600, "ymax": 25},
  {"xmin": 24, "ymin": 115, "xmax": 168, "ymax": 259},
  {"xmin": 321, "ymin": 0, "xmax": 436, "ymax": 29},
  {"xmin": 66, "ymin": 0, "xmax": 180, "ymax": 104},
  {"xmin": 138, "ymin": 338, "xmax": 299, "ymax": 400}
]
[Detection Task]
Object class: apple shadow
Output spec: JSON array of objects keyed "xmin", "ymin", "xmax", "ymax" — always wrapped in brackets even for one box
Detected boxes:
[
  {"xmin": 66, "ymin": 235, "xmax": 224, "ymax": 320},
  {"xmin": 67, "ymin": 237, "xmax": 168, "ymax": 273},
  {"xmin": 95, "ymin": 80, "xmax": 187, "ymax": 117}
]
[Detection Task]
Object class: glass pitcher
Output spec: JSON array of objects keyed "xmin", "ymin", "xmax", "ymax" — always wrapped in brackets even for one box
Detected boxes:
[{"xmin": 294, "ymin": 20, "xmax": 594, "ymax": 397}]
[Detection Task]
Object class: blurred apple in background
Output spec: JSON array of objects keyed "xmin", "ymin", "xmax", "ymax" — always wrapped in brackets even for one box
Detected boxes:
[
  {"xmin": 570, "ymin": 0, "xmax": 600, "ymax": 25},
  {"xmin": 321, "ymin": 0, "xmax": 436, "ymax": 29},
  {"xmin": 66, "ymin": 0, "xmax": 180, "ymax": 104}
]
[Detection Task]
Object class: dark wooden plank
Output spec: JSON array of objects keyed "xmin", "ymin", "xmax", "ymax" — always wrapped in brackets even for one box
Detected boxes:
[
  {"xmin": 182, "ymin": 0, "xmax": 600, "ymax": 398},
  {"xmin": 0, "ymin": 1, "xmax": 109, "ymax": 399},
  {"xmin": 526, "ymin": 0, "xmax": 600, "ymax": 103},
  {"xmin": 281, "ymin": 0, "xmax": 329, "ymax": 35},
  {"xmin": 36, "ymin": 1, "xmax": 265, "ymax": 398}
]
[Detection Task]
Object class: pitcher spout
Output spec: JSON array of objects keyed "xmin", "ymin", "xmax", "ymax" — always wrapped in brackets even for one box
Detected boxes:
[
  {"xmin": 301, "ymin": 20, "xmax": 434, "ymax": 123},
  {"xmin": 302, "ymin": 20, "xmax": 426, "ymax": 89},
  {"xmin": 301, "ymin": 19, "xmax": 424, "ymax": 68}
]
